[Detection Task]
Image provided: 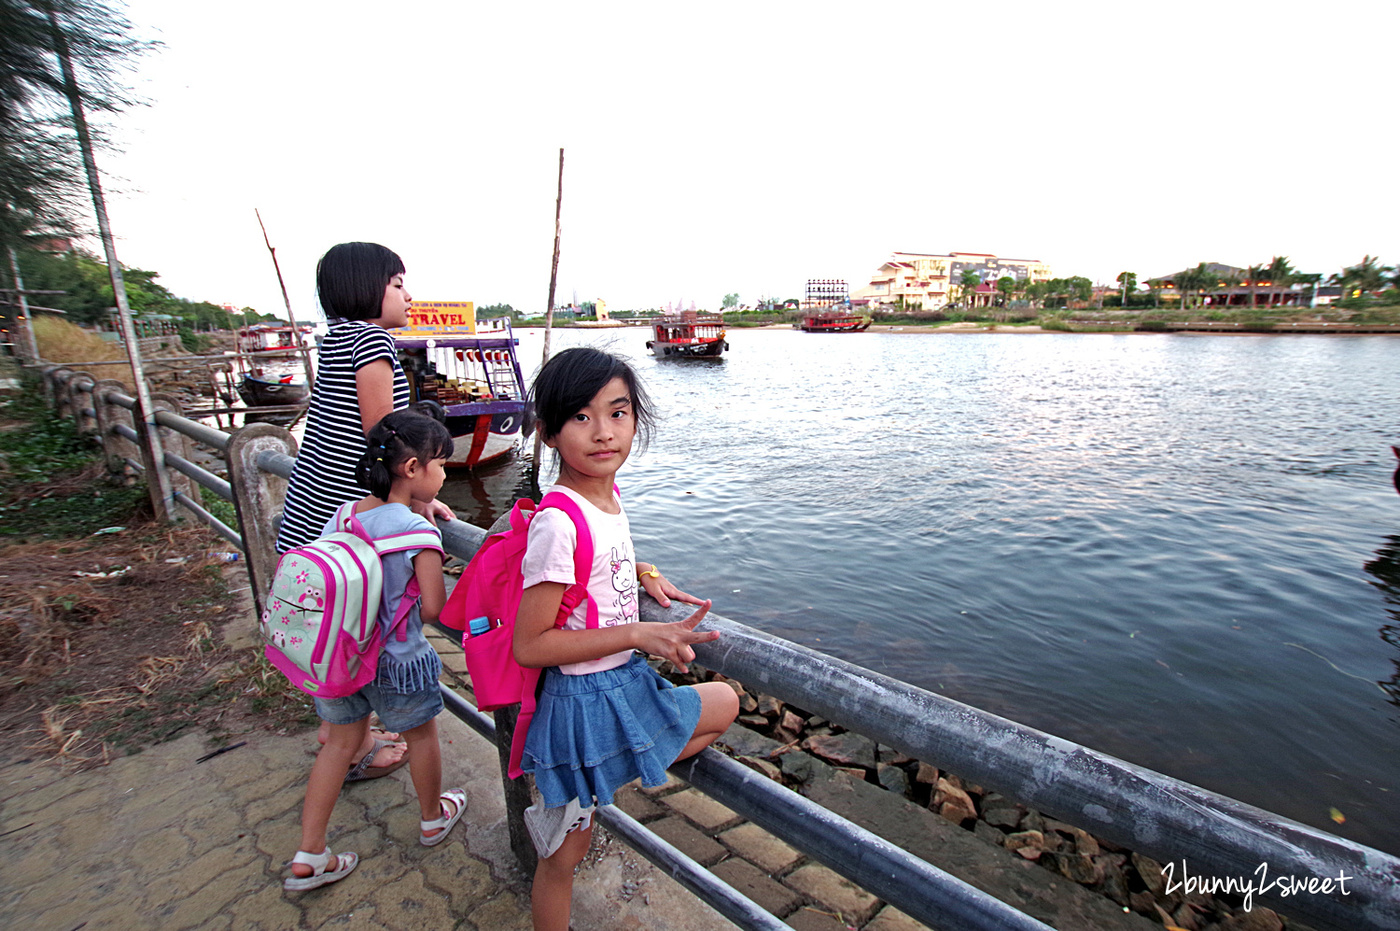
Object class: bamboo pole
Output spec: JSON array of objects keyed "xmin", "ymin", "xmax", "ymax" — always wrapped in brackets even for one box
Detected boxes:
[
  {"xmin": 255, "ymin": 208, "xmax": 315, "ymax": 383},
  {"xmin": 47, "ymin": 5, "xmax": 173, "ymax": 522},
  {"xmin": 530, "ymin": 147, "xmax": 564, "ymax": 492}
]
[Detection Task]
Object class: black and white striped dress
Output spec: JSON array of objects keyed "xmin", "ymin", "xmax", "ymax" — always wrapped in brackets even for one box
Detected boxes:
[{"xmin": 276, "ymin": 320, "xmax": 409, "ymax": 552}]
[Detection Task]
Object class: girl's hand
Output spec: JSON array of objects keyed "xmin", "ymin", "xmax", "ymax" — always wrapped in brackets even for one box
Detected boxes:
[
  {"xmin": 633, "ymin": 600, "xmax": 717, "ymax": 673},
  {"xmin": 410, "ymin": 496, "xmax": 455, "ymax": 523},
  {"xmin": 639, "ymin": 566, "xmax": 704, "ymax": 609}
]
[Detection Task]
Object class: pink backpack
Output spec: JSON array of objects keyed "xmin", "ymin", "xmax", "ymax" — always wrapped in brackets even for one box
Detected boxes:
[
  {"xmin": 263, "ymin": 503, "xmax": 444, "ymax": 699},
  {"xmin": 442, "ymin": 490, "xmax": 598, "ymax": 778}
]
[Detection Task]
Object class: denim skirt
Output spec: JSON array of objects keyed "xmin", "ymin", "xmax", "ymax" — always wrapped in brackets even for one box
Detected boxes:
[{"xmin": 522, "ymin": 652, "xmax": 702, "ymax": 808}]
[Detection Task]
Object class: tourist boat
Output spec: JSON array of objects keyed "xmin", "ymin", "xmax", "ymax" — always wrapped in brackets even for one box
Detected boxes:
[
  {"xmin": 395, "ymin": 303, "xmax": 529, "ymax": 468},
  {"xmin": 800, "ymin": 310, "xmax": 872, "ymax": 332},
  {"xmin": 645, "ymin": 311, "xmax": 729, "ymax": 358}
]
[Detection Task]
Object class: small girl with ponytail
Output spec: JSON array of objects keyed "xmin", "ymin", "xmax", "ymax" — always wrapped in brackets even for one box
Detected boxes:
[{"xmin": 283, "ymin": 409, "xmax": 466, "ymax": 891}]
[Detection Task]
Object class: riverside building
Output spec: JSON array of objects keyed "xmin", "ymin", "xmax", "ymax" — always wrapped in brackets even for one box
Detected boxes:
[{"xmin": 851, "ymin": 251, "xmax": 1053, "ymax": 312}]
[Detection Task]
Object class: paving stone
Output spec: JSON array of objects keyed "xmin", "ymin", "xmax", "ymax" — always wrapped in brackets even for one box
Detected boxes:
[
  {"xmin": 440, "ymin": 651, "xmax": 469, "ymax": 675},
  {"xmin": 365, "ymin": 868, "xmax": 463, "ymax": 931},
  {"xmin": 785, "ymin": 905, "xmax": 850, "ymax": 930},
  {"xmin": 865, "ymin": 904, "xmax": 934, "ymax": 931},
  {"xmin": 153, "ymin": 853, "xmax": 266, "ymax": 930},
  {"xmin": 223, "ymin": 881, "xmax": 306, "ymax": 930},
  {"xmin": 638, "ymin": 771, "xmax": 686, "ymax": 796},
  {"xmin": 718, "ymin": 822, "xmax": 802, "ymax": 874},
  {"xmin": 784, "ymin": 862, "xmax": 881, "ymax": 926},
  {"xmin": 414, "ymin": 838, "xmax": 498, "ymax": 908},
  {"xmin": 612, "ymin": 784, "xmax": 665, "ymax": 821},
  {"xmin": 649, "ymin": 815, "xmax": 728, "ymax": 865},
  {"xmin": 711, "ymin": 857, "xmax": 802, "ymax": 916},
  {"xmin": 662, "ymin": 788, "xmax": 740, "ymax": 830},
  {"xmin": 467, "ymin": 892, "xmax": 535, "ymax": 931}
]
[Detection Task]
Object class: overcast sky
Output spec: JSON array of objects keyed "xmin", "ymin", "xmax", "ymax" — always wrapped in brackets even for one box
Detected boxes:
[{"xmin": 96, "ymin": 0, "xmax": 1397, "ymax": 318}]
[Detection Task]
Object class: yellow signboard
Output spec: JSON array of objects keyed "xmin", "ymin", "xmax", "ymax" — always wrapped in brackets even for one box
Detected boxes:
[{"xmin": 400, "ymin": 301, "xmax": 476, "ymax": 337}]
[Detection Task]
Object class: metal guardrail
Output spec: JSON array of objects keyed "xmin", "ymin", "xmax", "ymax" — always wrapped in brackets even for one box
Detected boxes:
[{"xmin": 38, "ymin": 365, "xmax": 1400, "ymax": 931}]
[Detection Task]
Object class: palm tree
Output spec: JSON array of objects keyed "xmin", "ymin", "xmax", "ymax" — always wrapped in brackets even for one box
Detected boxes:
[
  {"xmin": 959, "ymin": 270, "xmax": 981, "ymax": 311},
  {"xmin": 1265, "ymin": 256, "xmax": 1294, "ymax": 307},
  {"xmin": 1332, "ymin": 256, "xmax": 1393, "ymax": 299},
  {"xmin": 1244, "ymin": 263, "xmax": 1263, "ymax": 308}
]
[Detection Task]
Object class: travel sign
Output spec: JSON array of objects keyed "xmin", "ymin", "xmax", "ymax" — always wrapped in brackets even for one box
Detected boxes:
[{"xmin": 400, "ymin": 301, "xmax": 476, "ymax": 336}]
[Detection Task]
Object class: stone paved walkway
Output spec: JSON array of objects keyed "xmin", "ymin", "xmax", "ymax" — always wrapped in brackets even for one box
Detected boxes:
[{"xmin": 0, "ymin": 577, "xmax": 1152, "ymax": 931}]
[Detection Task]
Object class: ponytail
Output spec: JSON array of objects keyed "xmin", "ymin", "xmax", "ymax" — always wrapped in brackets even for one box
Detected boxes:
[{"xmin": 355, "ymin": 409, "xmax": 453, "ymax": 498}]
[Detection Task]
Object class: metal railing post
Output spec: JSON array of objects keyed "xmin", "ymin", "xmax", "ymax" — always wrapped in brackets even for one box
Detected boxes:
[{"xmin": 224, "ymin": 423, "xmax": 297, "ymax": 620}]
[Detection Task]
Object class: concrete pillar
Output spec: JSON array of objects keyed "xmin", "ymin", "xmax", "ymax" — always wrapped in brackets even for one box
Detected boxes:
[
  {"xmin": 68, "ymin": 373, "xmax": 98, "ymax": 436},
  {"xmin": 225, "ymin": 423, "xmax": 298, "ymax": 620},
  {"xmin": 91, "ymin": 378, "xmax": 136, "ymax": 477},
  {"xmin": 47, "ymin": 366, "xmax": 74, "ymax": 419},
  {"xmin": 150, "ymin": 392, "xmax": 201, "ymax": 510}
]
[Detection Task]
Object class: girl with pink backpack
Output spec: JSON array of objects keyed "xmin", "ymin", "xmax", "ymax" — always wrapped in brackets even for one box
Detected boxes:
[
  {"xmin": 282, "ymin": 411, "xmax": 466, "ymax": 891},
  {"xmin": 514, "ymin": 348, "xmax": 740, "ymax": 931}
]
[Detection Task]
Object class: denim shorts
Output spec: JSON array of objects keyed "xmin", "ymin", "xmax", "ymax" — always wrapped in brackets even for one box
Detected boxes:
[{"xmin": 313, "ymin": 681, "xmax": 444, "ymax": 734}]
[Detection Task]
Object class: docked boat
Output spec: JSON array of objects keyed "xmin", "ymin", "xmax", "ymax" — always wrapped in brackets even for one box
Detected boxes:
[
  {"xmin": 395, "ymin": 302, "xmax": 529, "ymax": 468},
  {"xmin": 800, "ymin": 311, "xmax": 872, "ymax": 332},
  {"xmin": 222, "ymin": 324, "xmax": 313, "ymax": 426},
  {"xmin": 645, "ymin": 311, "xmax": 729, "ymax": 358}
]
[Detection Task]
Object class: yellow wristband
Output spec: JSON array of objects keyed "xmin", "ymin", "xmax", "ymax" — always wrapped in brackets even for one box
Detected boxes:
[{"xmin": 639, "ymin": 565, "xmax": 660, "ymax": 579}]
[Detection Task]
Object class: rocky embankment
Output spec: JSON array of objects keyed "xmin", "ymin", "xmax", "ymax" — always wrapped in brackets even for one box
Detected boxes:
[{"xmin": 663, "ymin": 662, "xmax": 1305, "ymax": 931}]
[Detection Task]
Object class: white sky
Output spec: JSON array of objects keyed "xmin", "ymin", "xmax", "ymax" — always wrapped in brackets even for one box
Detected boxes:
[{"xmin": 94, "ymin": 0, "xmax": 1397, "ymax": 317}]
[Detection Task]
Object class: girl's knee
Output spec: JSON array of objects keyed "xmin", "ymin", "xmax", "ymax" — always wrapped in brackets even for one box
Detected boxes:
[{"xmin": 698, "ymin": 682, "xmax": 739, "ymax": 725}]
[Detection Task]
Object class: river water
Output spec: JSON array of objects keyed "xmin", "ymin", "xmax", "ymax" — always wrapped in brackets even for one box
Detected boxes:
[{"xmin": 437, "ymin": 326, "xmax": 1400, "ymax": 853}]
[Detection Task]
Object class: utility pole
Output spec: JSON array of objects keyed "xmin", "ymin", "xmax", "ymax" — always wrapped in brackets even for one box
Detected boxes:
[{"xmin": 48, "ymin": 5, "xmax": 173, "ymax": 521}]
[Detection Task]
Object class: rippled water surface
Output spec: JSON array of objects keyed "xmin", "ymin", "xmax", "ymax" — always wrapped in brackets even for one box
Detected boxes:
[{"xmin": 440, "ymin": 328, "xmax": 1400, "ymax": 852}]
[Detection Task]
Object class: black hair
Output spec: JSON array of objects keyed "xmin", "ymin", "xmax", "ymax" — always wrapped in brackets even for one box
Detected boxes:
[
  {"xmin": 530, "ymin": 346, "xmax": 654, "ymax": 451},
  {"xmin": 356, "ymin": 409, "xmax": 454, "ymax": 499},
  {"xmin": 316, "ymin": 242, "xmax": 406, "ymax": 321}
]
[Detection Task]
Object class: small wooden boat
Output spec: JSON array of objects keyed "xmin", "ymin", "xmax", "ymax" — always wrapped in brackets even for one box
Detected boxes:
[
  {"xmin": 646, "ymin": 311, "xmax": 728, "ymax": 358},
  {"xmin": 396, "ymin": 304, "xmax": 529, "ymax": 469},
  {"xmin": 800, "ymin": 311, "xmax": 872, "ymax": 333}
]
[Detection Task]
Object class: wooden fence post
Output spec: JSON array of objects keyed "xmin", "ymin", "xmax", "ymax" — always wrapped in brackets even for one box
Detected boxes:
[{"xmin": 225, "ymin": 422, "xmax": 297, "ymax": 621}]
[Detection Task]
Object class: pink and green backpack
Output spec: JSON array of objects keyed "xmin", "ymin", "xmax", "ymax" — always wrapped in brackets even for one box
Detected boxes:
[{"xmin": 262, "ymin": 502, "xmax": 444, "ymax": 698}]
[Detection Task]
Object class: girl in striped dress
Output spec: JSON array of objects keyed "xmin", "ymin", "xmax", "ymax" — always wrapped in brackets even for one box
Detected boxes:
[{"xmin": 277, "ymin": 241, "xmax": 453, "ymax": 779}]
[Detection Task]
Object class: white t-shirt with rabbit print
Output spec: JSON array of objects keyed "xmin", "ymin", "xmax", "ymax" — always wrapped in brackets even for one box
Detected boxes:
[{"xmin": 521, "ymin": 484, "xmax": 639, "ymax": 675}]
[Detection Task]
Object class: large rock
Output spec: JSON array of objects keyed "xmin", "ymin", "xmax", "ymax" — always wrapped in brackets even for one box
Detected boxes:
[
  {"xmin": 932, "ymin": 777, "xmax": 976, "ymax": 825},
  {"xmin": 802, "ymin": 732, "xmax": 876, "ymax": 769},
  {"xmin": 799, "ymin": 765, "xmax": 1158, "ymax": 931}
]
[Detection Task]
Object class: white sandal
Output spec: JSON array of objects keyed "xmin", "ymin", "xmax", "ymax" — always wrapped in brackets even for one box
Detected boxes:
[
  {"xmin": 283, "ymin": 847, "xmax": 358, "ymax": 891},
  {"xmin": 420, "ymin": 787, "xmax": 467, "ymax": 847}
]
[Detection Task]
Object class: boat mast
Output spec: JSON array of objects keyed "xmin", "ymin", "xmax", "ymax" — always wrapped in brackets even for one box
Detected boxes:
[
  {"xmin": 531, "ymin": 147, "xmax": 564, "ymax": 492},
  {"xmin": 255, "ymin": 208, "xmax": 315, "ymax": 384}
]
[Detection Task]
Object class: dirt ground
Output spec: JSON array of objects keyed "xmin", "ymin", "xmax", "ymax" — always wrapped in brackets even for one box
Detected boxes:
[
  {"xmin": 0, "ymin": 516, "xmax": 314, "ymax": 772},
  {"xmin": 0, "ymin": 377, "xmax": 311, "ymax": 773}
]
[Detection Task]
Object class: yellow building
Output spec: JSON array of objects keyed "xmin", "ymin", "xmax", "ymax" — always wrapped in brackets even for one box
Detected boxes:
[{"xmin": 852, "ymin": 251, "xmax": 1053, "ymax": 311}]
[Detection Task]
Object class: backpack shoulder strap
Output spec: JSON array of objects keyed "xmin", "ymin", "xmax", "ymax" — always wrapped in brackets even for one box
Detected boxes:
[{"xmin": 538, "ymin": 490, "xmax": 598, "ymax": 629}]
